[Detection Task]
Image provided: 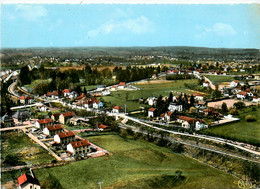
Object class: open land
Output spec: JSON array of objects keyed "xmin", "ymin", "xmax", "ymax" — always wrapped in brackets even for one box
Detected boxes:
[{"xmin": 34, "ymin": 135, "xmax": 238, "ymax": 189}]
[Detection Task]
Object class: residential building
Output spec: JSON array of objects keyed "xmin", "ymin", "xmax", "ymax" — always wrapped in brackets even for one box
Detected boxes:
[
  {"xmin": 66, "ymin": 139, "xmax": 91, "ymax": 155},
  {"xmin": 147, "ymin": 97, "xmax": 157, "ymax": 106},
  {"xmin": 177, "ymin": 116, "xmax": 205, "ymax": 129},
  {"xmin": 62, "ymin": 89, "xmax": 70, "ymax": 97},
  {"xmin": 148, "ymin": 108, "xmax": 156, "ymax": 118},
  {"xmin": 93, "ymin": 100, "xmax": 103, "ymax": 109},
  {"xmin": 98, "ymin": 124, "xmax": 110, "ymax": 131},
  {"xmin": 1, "ymin": 114, "xmax": 15, "ymax": 127},
  {"xmin": 96, "ymin": 85, "xmax": 106, "ymax": 91},
  {"xmin": 110, "ymin": 85, "xmax": 117, "ymax": 92},
  {"xmin": 237, "ymin": 91, "xmax": 247, "ymax": 99},
  {"xmin": 59, "ymin": 112, "xmax": 75, "ymax": 124},
  {"xmin": 46, "ymin": 90, "xmax": 59, "ymax": 98},
  {"xmin": 203, "ymin": 81, "xmax": 210, "ymax": 87},
  {"xmin": 43, "ymin": 124, "xmax": 63, "ymax": 136},
  {"xmin": 168, "ymin": 102, "xmax": 183, "ymax": 112},
  {"xmin": 12, "ymin": 111, "xmax": 30, "ymax": 122},
  {"xmin": 19, "ymin": 96, "xmax": 33, "ymax": 104},
  {"xmin": 112, "ymin": 106, "xmax": 123, "ymax": 114},
  {"xmin": 77, "ymin": 93, "xmax": 85, "ymax": 100},
  {"xmin": 54, "ymin": 131, "xmax": 75, "ymax": 144},
  {"xmin": 118, "ymin": 82, "xmax": 126, "ymax": 89},
  {"xmin": 70, "ymin": 117, "xmax": 89, "ymax": 126},
  {"xmin": 230, "ymin": 80, "xmax": 239, "ymax": 88},
  {"xmin": 252, "ymin": 96, "xmax": 260, "ymax": 103},
  {"xmin": 51, "ymin": 113, "xmax": 61, "ymax": 122},
  {"xmin": 102, "ymin": 89, "xmax": 111, "ymax": 96},
  {"xmin": 34, "ymin": 119, "xmax": 53, "ymax": 130},
  {"xmin": 17, "ymin": 170, "xmax": 41, "ymax": 189},
  {"xmin": 193, "ymin": 93, "xmax": 204, "ymax": 101}
]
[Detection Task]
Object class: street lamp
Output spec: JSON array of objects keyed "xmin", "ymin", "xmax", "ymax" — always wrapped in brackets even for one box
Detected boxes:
[{"xmin": 98, "ymin": 181, "xmax": 103, "ymax": 189}]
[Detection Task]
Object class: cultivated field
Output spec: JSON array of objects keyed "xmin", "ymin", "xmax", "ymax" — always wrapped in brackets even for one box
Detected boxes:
[
  {"xmin": 101, "ymin": 79, "xmax": 198, "ymax": 111},
  {"xmin": 201, "ymin": 107, "xmax": 260, "ymax": 146},
  {"xmin": 208, "ymin": 99, "xmax": 256, "ymax": 109},
  {"xmin": 34, "ymin": 135, "xmax": 237, "ymax": 189}
]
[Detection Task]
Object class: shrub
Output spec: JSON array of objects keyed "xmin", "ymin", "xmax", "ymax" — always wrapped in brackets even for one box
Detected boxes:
[{"xmin": 245, "ymin": 115, "xmax": 256, "ymax": 122}]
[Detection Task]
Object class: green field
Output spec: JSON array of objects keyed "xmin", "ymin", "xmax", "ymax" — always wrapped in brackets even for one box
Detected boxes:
[
  {"xmin": 101, "ymin": 79, "xmax": 198, "ymax": 111},
  {"xmin": 24, "ymin": 78, "xmax": 52, "ymax": 89},
  {"xmin": 1, "ymin": 132, "xmax": 55, "ymax": 167},
  {"xmin": 201, "ymin": 107, "xmax": 260, "ymax": 145},
  {"xmin": 81, "ymin": 85, "xmax": 97, "ymax": 91},
  {"xmin": 204, "ymin": 75, "xmax": 235, "ymax": 83},
  {"xmin": 35, "ymin": 135, "xmax": 237, "ymax": 189}
]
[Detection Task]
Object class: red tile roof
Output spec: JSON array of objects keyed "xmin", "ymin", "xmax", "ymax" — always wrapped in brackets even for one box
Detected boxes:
[
  {"xmin": 160, "ymin": 113, "xmax": 165, "ymax": 117},
  {"xmin": 70, "ymin": 139, "xmax": 90, "ymax": 148},
  {"xmin": 177, "ymin": 116, "xmax": 196, "ymax": 124},
  {"xmin": 17, "ymin": 173, "xmax": 39, "ymax": 186},
  {"xmin": 113, "ymin": 106, "xmax": 122, "ymax": 110},
  {"xmin": 167, "ymin": 112, "xmax": 173, "ymax": 116},
  {"xmin": 233, "ymin": 80, "xmax": 239, "ymax": 83},
  {"xmin": 193, "ymin": 93, "xmax": 204, "ymax": 97},
  {"xmin": 57, "ymin": 131, "xmax": 75, "ymax": 139},
  {"xmin": 20, "ymin": 96, "xmax": 33, "ymax": 99},
  {"xmin": 77, "ymin": 93, "xmax": 85, "ymax": 100},
  {"xmin": 52, "ymin": 113, "xmax": 61, "ymax": 117},
  {"xmin": 98, "ymin": 124, "xmax": 109, "ymax": 129},
  {"xmin": 17, "ymin": 173, "xmax": 27, "ymax": 186},
  {"xmin": 148, "ymin": 108, "xmax": 156, "ymax": 112},
  {"xmin": 47, "ymin": 91, "xmax": 58, "ymax": 96},
  {"xmin": 238, "ymin": 91, "xmax": 247, "ymax": 96},
  {"xmin": 118, "ymin": 82, "xmax": 126, "ymax": 86},
  {"xmin": 47, "ymin": 124, "xmax": 63, "ymax": 131},
  {"xmin": 62, "ymin": 89, "xmax": 70, "ymax": 93},
  {"xmin": 37, "ymin": 118, "xmax": 53, "ymax": 125},
  {"xmin": 61, "ymin": 112, "xmax": 75, "ymax": 117}
]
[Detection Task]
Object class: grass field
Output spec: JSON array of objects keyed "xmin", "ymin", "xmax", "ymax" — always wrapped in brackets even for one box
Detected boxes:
[
  {"xmin": 34, "ymin": 135, "xmax": 237, "ymax": 189},
  {"xmin": 201, "ymin": 107, "xmax": 260, "ymax": 146},
  {"xmin": 204, "ymin": 75, "xmax": 235, "ymax": 83},
  {"xmin": 1, "ymin": 132, "xmax": 55, "ymax": 168},
  {"xmin": 81, "ymin": 85, "xmax": 97, "ymax": 91},
  {"xmin": 101, "ymin": 79, "xmax": 198, "ymax": 111}
]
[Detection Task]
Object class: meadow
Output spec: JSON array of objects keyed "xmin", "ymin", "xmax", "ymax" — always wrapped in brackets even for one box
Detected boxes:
[
  {"xmin": 204, "ymin": 75, "xmax": 235, "ymax": 83},
  {"xmin": 201, "ymin": 107, "xmax": 260, "ymax": 146},
  {"xmin": 101, "ymin": 79, "xmax": 198, "ymax": 111},
  {"xmin": 34, "ymin": 135, "xmax": 238, "ymax": 189}
]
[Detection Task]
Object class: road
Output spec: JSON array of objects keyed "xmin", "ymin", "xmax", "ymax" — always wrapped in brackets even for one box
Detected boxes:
[
  {"xmin": 119, "ymin": 124, "xmax": 260, "ymax": 164},
  {"xmin": 204, "ymin": 76, "xmax": 216, "ymax": 90},
  {"xmin": 0, "ymin": 125, "xmax": 32, "ymax": 131},
  {"xmin": 8, "ymin": 80, "xmax": 20, "ymax": 97},
  {"xmin": 118, "ymin": 114, "xmax": 260, "ymax": 157}
]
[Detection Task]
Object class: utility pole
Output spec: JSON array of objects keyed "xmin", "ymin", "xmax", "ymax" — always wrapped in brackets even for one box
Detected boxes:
[{"xmin": 98, "ymin": 181, "xmax": 103, "ymax": 189}]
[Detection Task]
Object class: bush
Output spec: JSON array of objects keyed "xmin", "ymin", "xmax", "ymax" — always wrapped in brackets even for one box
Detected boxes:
[{"xmin": 245, "ymin": 115, "xmax": 256, "ymax": 122}]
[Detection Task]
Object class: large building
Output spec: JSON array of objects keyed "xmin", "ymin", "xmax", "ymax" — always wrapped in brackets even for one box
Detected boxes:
[
  {"xmin": 34, "ymin": 119, "xmax": 53, "ymax": 130},
  {"xmin": 59, "ymin": 112, "xmax": 75, "ymax": 124},
  {"xmin": 54, "ymin": 131, "xmax": 75, "ymax": 145},
  {"xmin": 66, "ymin": 139, "xmax": 91, "ymax": 155},
  {"xmin": 43, "ymin": 124, "xmax": 64, "ymax": 136}
]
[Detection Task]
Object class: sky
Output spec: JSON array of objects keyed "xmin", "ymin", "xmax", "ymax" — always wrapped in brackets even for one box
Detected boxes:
[{"xmin": 1, "ymin": 4, "xmax": 260, "ymax": 48}]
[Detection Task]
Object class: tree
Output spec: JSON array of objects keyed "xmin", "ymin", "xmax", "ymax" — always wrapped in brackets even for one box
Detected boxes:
[
  {"xmin": 190, "ymin": 95, "xmax": 195, "ymax": 107},
  {"xmin": 18, "ymin": 66, "xmax": 31, "ymax": 85},
  {"xmin": 233, "ymin": 101, "xmax": 246, "ymax": 109},
  {"xmin": 221, "ymin": 102, "xmax": 228, "ymax": 113}
]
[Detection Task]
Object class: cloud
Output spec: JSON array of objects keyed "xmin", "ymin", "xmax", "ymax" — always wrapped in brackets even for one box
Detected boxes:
[
  {"xmin": 88, "ymin": 14, "xmax": 154, "ymax": 37},
  {"xmin": 198, "ymin": 23, "xmax": 236, "ymax": 38},
  {"xmin": 10, "ymin": 5, "xmax": 48, "ymax": 21}
]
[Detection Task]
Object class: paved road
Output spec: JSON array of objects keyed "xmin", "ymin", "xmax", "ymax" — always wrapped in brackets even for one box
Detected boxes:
[
  {"xmin": 119, "ymin": 124, "xmax": 260, "ymax": 164},
  {"xmin": 0, "ymin": 125, "xmax": 32, "ymax": 131},
  {"xmin": 8, "ymin": 81, "xmax": 20, "ymax": 97},
  {"xmin": 204, "ymin": 76, "xmax": 216, "ymax": 90},
  {"xmin": 118, "ymin": 114, "xmax": 260, "ymax": 157}
]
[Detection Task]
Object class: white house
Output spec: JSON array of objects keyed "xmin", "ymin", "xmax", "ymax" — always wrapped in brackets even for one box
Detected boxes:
[
  {"xmin": 54, "ymin": 131, "xmax": 75, "ymax": 144},
  {"xmin": 62, "ymin": 89, "xmax": 70, "ymax": 97},
  {"xmin": 118, "ymin": 82, "xmax": 126, "ymax": 89},
  {"xmin": 147, "ymin": 97, "xmax": 157, "ymax": 106},
  {"xmin": 112, "ymin": 106, "xmax": 123, "ymax": 114},
  {"xmin": 17, "ymin": 170, "xmax": 41, "ymax": 189},
  {"xmin": 203, "ymin": 81, "xmax": 210, "ymax": 87},
  {"xmin": 177, "ymin": 116, "xmax": 204, "ymax": 129},
  {"xmin": 230, "ymin": 80, "xmax": 240, "ymax": 88},
  {"xmin": 43, "ymin": 124, "xmax": 63, "ymax": 136},
  {"xmin": 68, "ymin": 91, "xmax": 78, "ymax": 99},
  {"xmin": 84, "ymin": 101, "xmax": 93, "ymax": 109},
  {"xmin": 34, "ymin": 119, "xmax": 53, "ymax": 130},
  {"xmin": 92, "ymin": 101, "xmax": 103, "ymax": 109},
  {"xmin": 193, "ymin": 93, "xmax": 204, "ymax": 101},
  {"xmin": 252, "ymin": 96, "xmax": 260, "ymax": 103},
  {"xmin": 195, "ymin": 121, "xmax": 208, "ymax": 130},
  {"xmin": 102, "ymin": 89, "xmax": 111, "ymax": 96},
  {"xmin": 237, "ymin": 91, "xmax": 247, "ymax": 99},
  {"xmin": 66, "ymin": 139, "xmax": 91, "ymax": 155},
  {"xmin": 148, "ymin": 108, "xmax": 156, "ymax": 118},
  {"xmin": 96, "ymin": 85, "xmax": 106, "ymax": 91},
  {"xmin": 168, "ymin": 102, "xmax": 183, "ymax": 112}
]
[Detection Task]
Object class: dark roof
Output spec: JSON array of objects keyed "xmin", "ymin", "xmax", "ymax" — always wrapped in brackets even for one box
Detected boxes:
[
  {"xmin": 12, "ymin": 111, "xmax": 30, "ymax": 119},
  {"xmin": 17, "ymin": 173, "xmax": 40, "ymax": 186}
]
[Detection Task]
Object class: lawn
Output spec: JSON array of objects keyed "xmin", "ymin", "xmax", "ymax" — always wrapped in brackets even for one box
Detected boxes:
[
  {"xmin": 81, "ymin": 85, "xmax": 97, "ymax": 91},
  {"xmin": 34, "ymin": 135, "xmax": 237, "ymax": 189},
  {"xmin": 201, "ymin": 107, "xmax": 260, "ymax": 146},
  {"xmin": 101, "ymin": 79, "xmax": 198, "ymax": 111},
  {"xmin": 204, "ymin": 75, "xmax": 235, "ymax": 83},
  {"xmin": 1, "ymin": 132, "xmax": 55, "ymax": 168}
]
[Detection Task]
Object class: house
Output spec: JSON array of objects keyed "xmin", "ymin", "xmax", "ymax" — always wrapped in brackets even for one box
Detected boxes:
[
  {"xmin": 147, "ymin": 97, "xmax": 157, "ymax": 106},
  {"xmin": 252, "ymin": 96, "xmax": 260, "ymax": 103},
  {"xmin": 254, "ymin": 75, "xmax": 260, "ymax": 80},
  {"xmin": 68, "ymin": 91, "xmax": 78, "ymax": 99},
  {"xmin": 70, "ymin": 117, "xmax": 89, "ymax": 126},
  {"xmin": 230, "ymin": 80, "xmax": 240, "ymax": 88},
  {"xmin": 98, "ymin": 124, "xmax": 110, "ymax": 131},
  {"xmin": 51, "ymin": 113, "xmax": 61, "ymax": 122},
  {"xmin": 118, "ymin": 82, "xmax": 126, "ymax": 89},
  {"xmin": 195, "ymin": 120, "xmax": 208, "ymax": 130},
  {"xmin": 203, "ymin": 81, "xmax": 210, "ymax": 87},
  {"xmin": 93, "ymin": 100, "xmax": 103, "ymax": 109},
  {"xmin": 112, "ymin": 106, "xmax": 123, "ymax": 114},
  {"xmin": 62, "ymin": 89, "xmax": 70, "ymax": 97},
  {"xmin": 237, "ymin": 91, "xmax": 247, "ymax": 99},
  {"xmin": 77, "ymin": 93, "xmax": 85, "ymax": 100},
  {"xmin": 110, "ymin": 85, "xmax": 117, "ymax": 92},
  {"xmin": 1, "ymin": 114, "xmax": 14, "ymax": 127},
  {"xmin": 151, "ymin": 74, "xmax": 157, "ymax": 79},
  {"xmin": 96, "ymin": 85, "xmax": 106, "ymax": 91},
  {"xmin": 148, "ymin": 108, "xmax": 156, "ymax": 118},
  {"xmin": 59, "ymin": 112, "xmax": 75, "ymax": 124},
  {"xmin": 54, "ymin": 131, "xmax": 75, "ymax": 144},
  {"xmin": 84, "ymin": 100, "xmax": 93, "ymax": 109},
  {"xmin": 12, "ymin": 111, "xmax": 30, "ymax": 122},
  {"xmin": 168, "ymin": 102, "xmax": 183, "ymax": 112},
  {"xmin": 177, "ymin": 116, "xmax": 205, "ymax": 129},
  {"xmin": 17, "ymin": 170, "xmax": 41, "ymax": 189},
  {"xmin": 34, "ymin": 118, "xmax": 53, "ymax": 130},
  {"xmin": 193, "ymin": 93, "xmax": 204, "ymax": 101},
  {"xmin": 66, "ymin": 139, "xmax": 91, "ymax": 155},
  {"xmin": 43, "ymin": 124, "xmax": 63, "ymax": 137},
  {"xmin": 203, "ymin": 108, "xmax": 222, "ymax": 117},
  {"xmin": 46, "ymin": 90, "xmax": 59, "ymax": 98},
  {"xmin": 37, "ymin": 104, "xmax": 47, "ymax": 112},
  {"xmin": 159, "ymin": 113, "xmax": 165, "ymax": 121},
  {"xmin": 102, "ymin": 89, "xmax": 111, "ymax": 96},
  {"xmin": 20, "ymin": 96, "xmax": 33, "ymax": 104},
  {"xmin": 165, "ymin": 111, "xmax": 174, "ymax": 122}
]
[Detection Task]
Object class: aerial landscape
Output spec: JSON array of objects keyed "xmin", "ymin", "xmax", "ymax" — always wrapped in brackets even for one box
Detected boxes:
[{"xmin": 1, "ymin": 2, "xmax": 260, "ymax": 189}]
